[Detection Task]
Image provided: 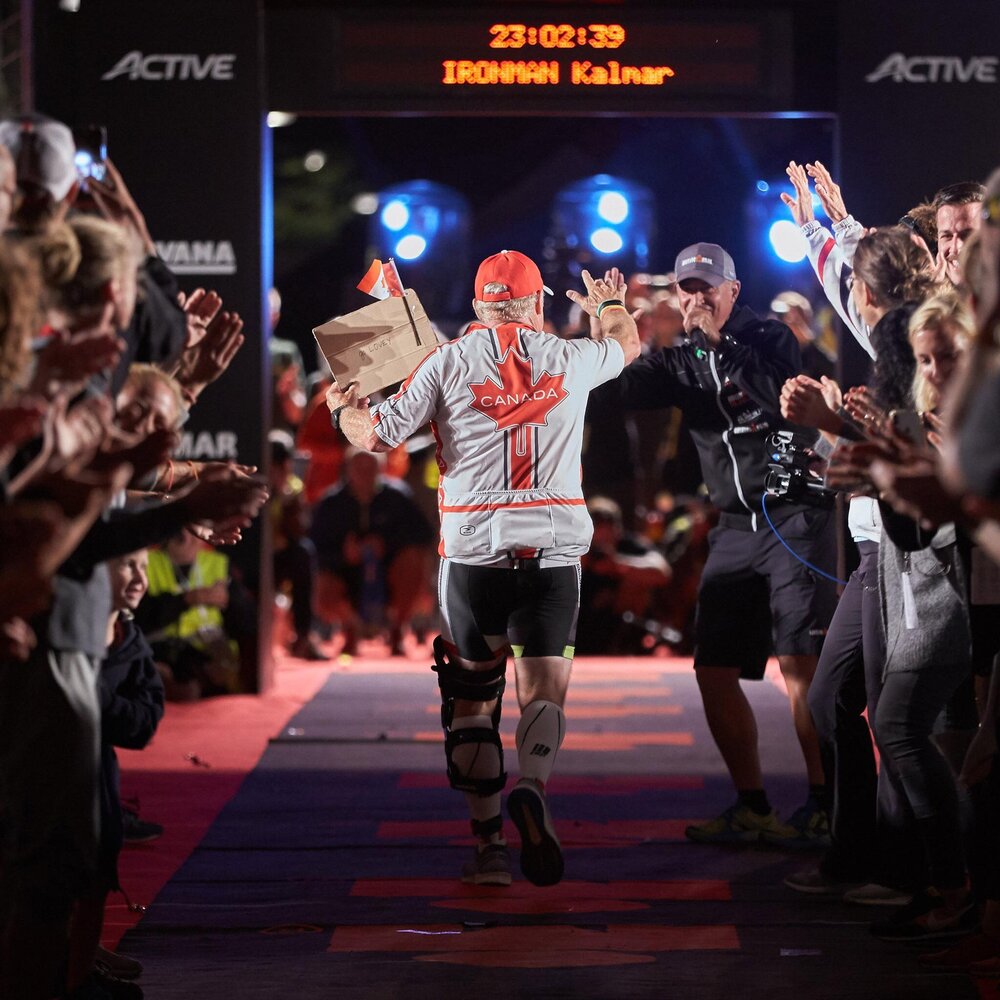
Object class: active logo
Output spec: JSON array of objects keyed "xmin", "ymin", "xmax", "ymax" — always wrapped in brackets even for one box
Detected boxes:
[
  {"xmin": 155, "ymin": 240, "xmax": 237, "ymax": 276},
  {"xmin": 101, "ymin": 51, "xmax": 236, "ymax": 82},
  {"xmin": 529, "ymin": 743, "xmax": 552, "ymax": 757},
  {"xmin": 865, "ymin": 53, "xmax": 998, "ymax": 83}
]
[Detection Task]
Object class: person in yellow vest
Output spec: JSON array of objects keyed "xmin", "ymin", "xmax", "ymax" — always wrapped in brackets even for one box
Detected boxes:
[{"xmin": 136, "ymin": 528, "xmax": 243, "ymax": 699}]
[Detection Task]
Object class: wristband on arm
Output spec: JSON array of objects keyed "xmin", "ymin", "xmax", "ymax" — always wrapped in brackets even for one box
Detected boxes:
[{"xmin": 596, "ymin": 299, "xmax": 625, "ymax": 318}]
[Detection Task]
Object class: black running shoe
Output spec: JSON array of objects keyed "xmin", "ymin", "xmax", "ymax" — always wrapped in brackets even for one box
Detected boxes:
[
  {"xmin": 122, "ymin": 806, "xmax": 163, "ymax": 844},
  {"xmin": 508, "ymin": 778, "xmax": 563, "ymax": 887}
]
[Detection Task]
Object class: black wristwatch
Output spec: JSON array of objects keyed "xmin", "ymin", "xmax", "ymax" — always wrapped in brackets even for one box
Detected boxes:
[{"xmin": 330, "ymin": 405, "xmax": 347, "ymax": 430}]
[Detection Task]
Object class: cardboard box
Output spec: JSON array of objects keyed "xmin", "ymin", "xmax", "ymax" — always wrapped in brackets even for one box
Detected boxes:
[{"xmin": 312, "ymin": 289, "xmax": 437, "ymax": 397}]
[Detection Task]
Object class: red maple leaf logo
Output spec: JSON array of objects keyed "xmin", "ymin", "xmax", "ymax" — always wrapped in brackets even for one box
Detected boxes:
[{"xmin": 468, "ymin": 348, "xmax": 569, "ymax": 431}]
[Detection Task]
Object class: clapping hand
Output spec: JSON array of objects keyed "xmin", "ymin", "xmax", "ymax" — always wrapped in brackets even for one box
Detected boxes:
[
  {"xmin": 780, "ymin": 374, "xmax": 843, "ymax": 434},
  {"xmin": 806, "ymin": 161, "xmax": 848, "ymax": 224},
  {"xmin": 172, "ymin": 307, "xmax": 245, "ymax": 401},
  {"xmin": 843, "ymin": 387, "xmax": 893, "ymax": 441},
  {"xmin": 30, "ymin": 302, "xmax": 124, "ymax": 399},
  {"xmin": 177, "ymin": 288, "xmax": 223, "ymax": 351}
]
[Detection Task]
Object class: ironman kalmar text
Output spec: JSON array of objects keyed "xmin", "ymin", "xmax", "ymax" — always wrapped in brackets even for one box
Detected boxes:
[{"xmin": 441, "ymin": 59, "xmax": 675, "ymax": 86}]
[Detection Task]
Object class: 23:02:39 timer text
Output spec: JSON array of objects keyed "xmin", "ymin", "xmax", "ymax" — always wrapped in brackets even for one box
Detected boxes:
[{"xmin": 489, "ymin": 23, "xmax": 626, "ymax": 49}]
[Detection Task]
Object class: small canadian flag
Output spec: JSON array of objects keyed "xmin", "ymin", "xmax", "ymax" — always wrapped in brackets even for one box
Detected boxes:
[{"xmin": 357, "ymin": 258, "xmax": 404, "ymax": 300}]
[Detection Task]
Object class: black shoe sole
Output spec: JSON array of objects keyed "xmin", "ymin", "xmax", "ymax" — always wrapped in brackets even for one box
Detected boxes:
[{"xmin": 508, "ymin": 784, "xmax": 563, "ymax": 887}]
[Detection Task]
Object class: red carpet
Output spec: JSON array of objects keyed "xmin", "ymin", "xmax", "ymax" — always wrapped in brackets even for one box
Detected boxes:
[
  {"xmin": 106, "ymin": 646, "xmax": 987, "ymax": 999},
  {"xmin": 106, "ymin": 655, "xmax": 333, "ymax": 946}
]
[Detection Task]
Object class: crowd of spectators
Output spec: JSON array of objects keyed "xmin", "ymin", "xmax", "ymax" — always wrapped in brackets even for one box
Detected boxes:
[{"xmin": 0, "ymin": 113, "xmax": 269, "ymax": 998}]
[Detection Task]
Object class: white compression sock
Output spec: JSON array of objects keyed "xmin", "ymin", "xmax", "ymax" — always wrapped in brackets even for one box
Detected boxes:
[{"xmin": 515, "ymin": 700, "xmax": 566, "ymax": 787}]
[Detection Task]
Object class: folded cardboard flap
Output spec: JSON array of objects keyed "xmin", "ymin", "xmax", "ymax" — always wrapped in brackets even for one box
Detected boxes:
[{"xmin": 312, "ymin": 289, "xmax": 437, "ymax": 397}]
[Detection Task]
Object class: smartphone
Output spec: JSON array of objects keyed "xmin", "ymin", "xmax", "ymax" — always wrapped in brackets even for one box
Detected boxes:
[
  {"xmin": 890, "ymin": 408, "xmax": 926, "ymax": 448},
  {"xmin": 72, "ymin": 125, "xmax": 107, "ymax": 184}
]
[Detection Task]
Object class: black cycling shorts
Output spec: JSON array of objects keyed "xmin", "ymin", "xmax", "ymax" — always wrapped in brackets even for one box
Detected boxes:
[
  {"xmin": 438, "ymin": 560, "xmax": 581, "ymax": 662},
  {"xmin": 694, "ymin": 507, "xmax": 838, "ymax": 678}
]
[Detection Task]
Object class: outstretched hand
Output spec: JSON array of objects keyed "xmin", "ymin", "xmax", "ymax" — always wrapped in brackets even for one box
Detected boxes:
[
  {"xmin": 806, "ymin": 161, "xmax": 848, "ymax": 224},
  {"xmin": 780, "ymin": 161, "xmax": 816, "ymax": 228},
  {"xmin": 565, "ymin": 267, "xmax": 627, "ymax": 319}
]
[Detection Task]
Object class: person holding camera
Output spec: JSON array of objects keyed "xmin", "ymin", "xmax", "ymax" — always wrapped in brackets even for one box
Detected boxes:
[{"xmin": 596, "ymin": 242, "xmax": 837, "ymax": 846}]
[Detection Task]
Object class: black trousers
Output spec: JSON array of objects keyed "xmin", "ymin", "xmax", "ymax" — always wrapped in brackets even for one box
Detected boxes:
[
  {"xmin": 807, "ymin": 541, "xmax": 882, "ymax": 878},
  {"xmin": 274, "ymin": 538, "xmax": 317, "ymax": 639}
]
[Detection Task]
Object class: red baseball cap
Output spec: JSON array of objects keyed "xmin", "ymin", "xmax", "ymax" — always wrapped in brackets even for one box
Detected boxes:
[{"xmin": 474, "ymin": 250, "xmax": 553, "ymax": 302}]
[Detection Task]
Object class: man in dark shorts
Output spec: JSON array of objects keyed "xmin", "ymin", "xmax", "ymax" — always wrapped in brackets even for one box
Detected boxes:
[
  {"xmin": 597, "ymin": 242, "xmax": 837, "ymax": 846},
  {"xmin": 327, "ymin": 252, "xmax": 639, "ymax": 886}
]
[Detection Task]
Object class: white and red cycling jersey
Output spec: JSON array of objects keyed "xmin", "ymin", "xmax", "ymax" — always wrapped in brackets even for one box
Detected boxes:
[{"xmin": 371, "ymin": 322, "xmax": 624, "ymax": 566}]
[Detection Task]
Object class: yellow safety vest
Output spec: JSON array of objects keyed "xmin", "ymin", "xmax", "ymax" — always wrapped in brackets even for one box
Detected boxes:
[{"xmin": 146, "ymin": 548, "xmax": 230, "ymax": 644}]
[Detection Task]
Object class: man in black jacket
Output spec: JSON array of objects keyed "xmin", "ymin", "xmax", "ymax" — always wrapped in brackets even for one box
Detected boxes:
[{"xmin": 599, "ymin": 243, "xmax": 836, "ymax": 846}]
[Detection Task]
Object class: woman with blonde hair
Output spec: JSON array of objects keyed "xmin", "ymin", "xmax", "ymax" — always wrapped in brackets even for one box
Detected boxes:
[
  {"xmin": 33, "ymin": 214, "xmax": 137, "ymax": 335},
  {"xmin": 908, "ymin": 291, "xmax": 974, "ymax": 416}
]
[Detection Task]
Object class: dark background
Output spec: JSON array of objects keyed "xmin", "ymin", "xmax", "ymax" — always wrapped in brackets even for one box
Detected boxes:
[{"xmin": 272, "ymin": 114, "xmax": 836, "ymax": 366}]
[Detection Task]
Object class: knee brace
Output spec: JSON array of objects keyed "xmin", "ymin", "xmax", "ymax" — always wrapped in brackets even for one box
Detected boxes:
[{"xmin": 431, "ymin": 636, "xmax": 507, "ymax": 796}]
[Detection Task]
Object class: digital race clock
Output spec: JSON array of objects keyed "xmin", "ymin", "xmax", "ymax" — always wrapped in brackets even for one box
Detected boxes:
[
  {"xmin": 488, "ymin": 23, "xmax": 626, "ymax": 49},
  {"xmin": 265, "ymin": 6, "xmax": 795, "ymax": 113}
]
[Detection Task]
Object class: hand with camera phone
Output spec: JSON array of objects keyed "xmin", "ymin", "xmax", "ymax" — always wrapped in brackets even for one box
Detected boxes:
[
  {"xmin": 85, "ymin": 155, "xmax": 157, "ymax": 258},
  {"xmin": 889, "ymin": 408, "xmax": 929, "ymax": 451},
  {"xmin": 72, "ymin": 124, "xmax": 107, "ymax": 186}
]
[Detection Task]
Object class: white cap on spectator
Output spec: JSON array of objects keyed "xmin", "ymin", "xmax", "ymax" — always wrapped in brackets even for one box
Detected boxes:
[{"xmin": 0, "ymin": 113, "xmax": 76, "ymax": 202}]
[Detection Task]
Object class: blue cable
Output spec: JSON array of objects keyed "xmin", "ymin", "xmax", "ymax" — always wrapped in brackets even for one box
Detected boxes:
[{"xmin": 760, "ymin": 492, "xmax": 848, "ymax": 586}]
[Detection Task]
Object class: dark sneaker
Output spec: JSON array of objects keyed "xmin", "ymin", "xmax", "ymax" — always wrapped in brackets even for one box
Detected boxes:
[
  {"xmin": 843, "ymin": 882, "xmax": 913, "ymax": 907},
  {"xmin": 122, "ymin": 806, "xmax": 164, "ymax": 844},
  {"xmin": 95, "ymin": 946, "xmax": 142, "ymax": 981},
  {"xmin": 917, "ymin": 932, "xmax": 1000, "ymax": 970},
  {"xmin": 784, "ymin": 867, "xmax": 862, "ymax": 896},
  {"xmin": 66, "ymin": 974, "xmax": 113, "ymax": 1000},
  {"xmin": 685, "ymin": 802, "xmax": 784, "ymax": 845},
  {"xmin": 760, "ymin": 799, "xmax": 831, "ymax": 851},
  {"xmin": 92, "ymin": 968, "xmax": 143, "ymax": 1000},
  {"xmin": 871, "ymin": 889, "xmax": 978, "ymax": 942},
  {"xmin": 508, "ymin": 779, "xmax": 564, "ymax": 887},
  {"xmin": 289, "ymin": 637, "xmax": 329, "ymax": 661},
  {"xmin": 461, "ymin": 843, "xmax": 512, "ymax": 886}
]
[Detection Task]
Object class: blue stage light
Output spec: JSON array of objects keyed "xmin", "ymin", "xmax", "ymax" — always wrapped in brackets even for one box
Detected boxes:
[
  {"xmin": 381, "ymin": 199, "xmax": 409, "ymax": 231},
  {"xmin": 597, "ymin": 191, "xmax": 629, "ymax": 224},
  {"xmin": 552, "ymin": 174, "xmax": 655, "ymax": 272},
  {"xmin": 756, "ymin": 180, "xmax": 770, "ymax": 194},
  {"xmin": 768, "ymin": 220, "xmax": 808, "ymax": 263},
  {"xmin": 395, "ymin": 235, "xmax": 427, "ymax": 260},
  {"xmin": 590, "ymin": 228, "xmax": 624, "ymax": 254},
  {"xmin": 367, "ymin": 181, "xmax": 470, "ymax": 317}
]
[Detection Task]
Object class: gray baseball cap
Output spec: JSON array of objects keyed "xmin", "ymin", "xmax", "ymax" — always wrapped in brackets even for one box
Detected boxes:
[{"xmin": 674, "ymin": 242, "xmax": 737, "ymax": 287}]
